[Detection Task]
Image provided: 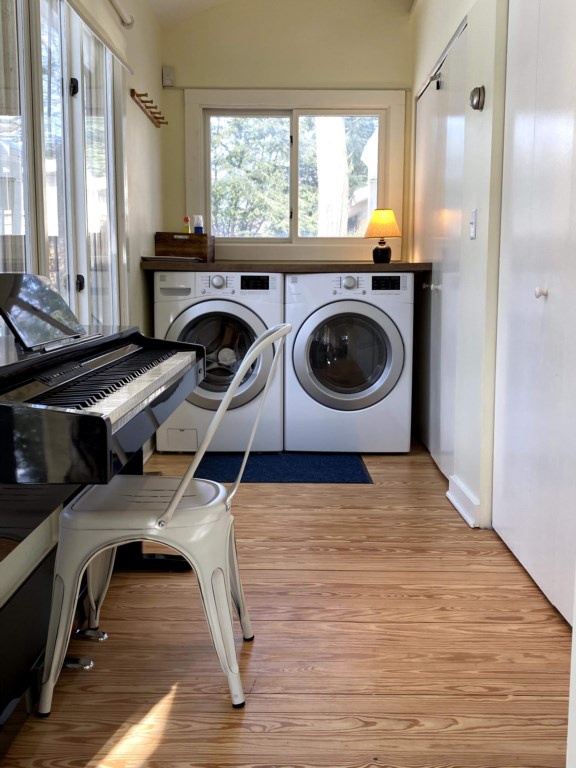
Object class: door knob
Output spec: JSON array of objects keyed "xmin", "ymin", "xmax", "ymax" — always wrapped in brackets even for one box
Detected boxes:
[{"xmin": 534, "ymin": 287, "xmax": 548, "ymax": 299}]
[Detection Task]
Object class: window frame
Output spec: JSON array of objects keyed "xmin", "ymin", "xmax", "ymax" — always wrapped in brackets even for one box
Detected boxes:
[{"xmin": 185, "ymin": 89, "xmax": 406, "ymax": 262}]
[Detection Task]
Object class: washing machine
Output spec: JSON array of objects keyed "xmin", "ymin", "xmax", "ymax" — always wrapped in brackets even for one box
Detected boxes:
[
  {"xmin": 154, "ymin": 271, "xmax": 284, "ymax": 452},
  {"xmin": 284, "ymin": 272, "xmax": 414, "ymax": 452}
]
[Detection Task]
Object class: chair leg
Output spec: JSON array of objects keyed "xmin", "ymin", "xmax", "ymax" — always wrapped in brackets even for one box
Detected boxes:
[
  {"xmin": 84, "ymin": 547, "xmax": 116, "ymax": 636},
  {"xmin": 38, "ymin": 557, "xmax": 86, "ymax": 717},
  {"xmin": 228, "ymin": 529, "xmax": 254, "ymax": 641},
  {"xmin": 192, "ymin": 559, "xmax": 245, "ymax": 708}
]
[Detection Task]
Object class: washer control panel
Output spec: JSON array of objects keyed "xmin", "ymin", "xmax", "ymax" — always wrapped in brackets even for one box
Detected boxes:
[{"xmin": 197, "ymin": 273, "xmax": 282, "ymax": 298}]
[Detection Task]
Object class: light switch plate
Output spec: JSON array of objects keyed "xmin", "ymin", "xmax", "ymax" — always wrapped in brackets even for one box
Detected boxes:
[{"xmin": 469, "ymin": 208, "xmax": 478, "ymax": 240}]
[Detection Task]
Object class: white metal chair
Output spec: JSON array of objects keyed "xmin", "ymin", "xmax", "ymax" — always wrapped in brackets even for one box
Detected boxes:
[{"xmin": 38, "ymin": 323, "xmax": 291, "ymax": 716}]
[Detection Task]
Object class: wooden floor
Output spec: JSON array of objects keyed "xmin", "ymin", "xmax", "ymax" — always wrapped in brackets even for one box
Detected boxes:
[{"xmin": 4, "ymin": 446, "xmax": 572, "ymax": 767}]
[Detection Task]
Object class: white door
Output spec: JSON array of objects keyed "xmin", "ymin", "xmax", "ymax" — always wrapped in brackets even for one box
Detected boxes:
[
  {"xmin": 414, "ymin": 26, "xmax": 467, "ymax": 478},
  {"xmin": 493, "ymin": 0, "xmax": 576, "ymax": 623}
]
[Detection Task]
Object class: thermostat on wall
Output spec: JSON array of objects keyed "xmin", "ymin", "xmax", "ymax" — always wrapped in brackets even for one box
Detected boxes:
[{"xmin": 162, "ymin": 66, "xmax": 175, "ymax": 88}]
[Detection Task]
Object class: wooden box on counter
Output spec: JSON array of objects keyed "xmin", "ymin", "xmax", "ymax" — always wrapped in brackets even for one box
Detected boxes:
[{"xmin": 154, "ymin": 232, "xmax": 215, "ymax": 262}]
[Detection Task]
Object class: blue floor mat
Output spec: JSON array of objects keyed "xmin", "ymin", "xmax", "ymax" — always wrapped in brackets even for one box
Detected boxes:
[{"xmin": 195, "ymin": 452, "xmax": 373, "ymax": 484}]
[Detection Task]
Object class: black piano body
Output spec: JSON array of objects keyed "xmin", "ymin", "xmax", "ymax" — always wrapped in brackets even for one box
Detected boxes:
[
  {"xmin": 0, "ymin": 325, "xmax": 205, "ymax": 484},
  {"xmin": 0, "ymin": 324, "xmax": 205, "ymax": 747}
]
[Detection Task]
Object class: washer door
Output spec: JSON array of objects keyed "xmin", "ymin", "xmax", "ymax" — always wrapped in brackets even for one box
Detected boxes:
[
  {"xmin": 166, "ymin": 300, "xmax": 271, "ymax": 410},
  {"xmin": 293, "ymin": 300, "xmax": 405, "ymax": 411}
]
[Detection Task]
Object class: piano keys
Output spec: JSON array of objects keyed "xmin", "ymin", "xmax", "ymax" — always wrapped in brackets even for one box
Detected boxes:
[{"xmin": 0, "ymin": 328, "xmax": 204, "ymax": 484}]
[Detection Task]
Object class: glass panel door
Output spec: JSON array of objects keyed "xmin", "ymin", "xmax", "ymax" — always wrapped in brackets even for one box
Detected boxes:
[
  {"xmin": 0, "ymin": 0, "xmax": 29, "ymax": 273},
  {"xmin": 82, "ymin": 25, "xmax": 118, "ymax": 326},
  {"xmin": 40, "ymin": 0, "xmax": 71, "ymax": 303}
]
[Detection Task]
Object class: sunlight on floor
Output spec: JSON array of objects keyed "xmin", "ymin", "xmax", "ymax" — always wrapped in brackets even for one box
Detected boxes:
[{"xmin": 95, "ymin": 684, "xmax": 177, "ymax": 766}]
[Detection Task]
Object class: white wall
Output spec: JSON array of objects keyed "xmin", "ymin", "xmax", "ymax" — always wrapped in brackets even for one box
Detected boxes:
[
  {"xmin": 118, "ymin": 0, "xmax": 165, "ymax": 334},
  {"xmin": 411, "ymin": 0, "xmax": 508, "ymax": 527},
  {"xmin": 157, "ymin": 0, "xmax": 413, "ymax": 231}
]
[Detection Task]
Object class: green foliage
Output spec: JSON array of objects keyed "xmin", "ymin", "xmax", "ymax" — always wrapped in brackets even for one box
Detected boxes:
[
  {"xmin": 211, "ymin": 116, "xmax": 290, "ymax": 237},
  {"xmin": 209, "ymin": 113, "xmax": 378, "ymax": 238}
]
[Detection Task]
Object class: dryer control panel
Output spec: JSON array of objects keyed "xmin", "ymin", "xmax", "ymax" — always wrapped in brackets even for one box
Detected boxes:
[
  {"xmin": 285, "ymin": 273, "xmax": 413, "ymax": 305},
  {"xmin": 330, "ymin": 274, "xmax": 407, "ymax": 296}
]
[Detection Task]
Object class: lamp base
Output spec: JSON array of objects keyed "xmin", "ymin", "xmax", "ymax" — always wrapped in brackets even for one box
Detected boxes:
[{"xmin": 372, "ymin": 245, "xmax": 391, "ymax": 264}]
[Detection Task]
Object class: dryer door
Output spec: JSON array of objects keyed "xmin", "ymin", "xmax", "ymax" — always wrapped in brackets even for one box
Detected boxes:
[
  {"xmin": 293, "ymin": 300, "xmax": 405, "ymax": 411},
  {"xmin": 166, "ymin": 300, "xmax": 271, "ymax": 410}
]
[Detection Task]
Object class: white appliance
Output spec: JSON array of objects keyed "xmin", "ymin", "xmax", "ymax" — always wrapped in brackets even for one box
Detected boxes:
[
  {"xmin": 154, "ymin": 271, "xmax": 284, "ymax": 451},
  {"xmin": 284, "ymin": 272, "xmax": 414, "ymax": 452}
]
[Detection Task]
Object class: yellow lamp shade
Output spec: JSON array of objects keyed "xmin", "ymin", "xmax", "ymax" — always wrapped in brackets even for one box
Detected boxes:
[{"xmin": 364, "ymin": 209, "xmax": 401, "ymax": 239}]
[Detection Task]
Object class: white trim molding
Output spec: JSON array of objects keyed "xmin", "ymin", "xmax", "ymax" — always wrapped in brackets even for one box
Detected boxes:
[{"xmin": 447, "ymin": 474, "xmax": 481, "ymax": 528}]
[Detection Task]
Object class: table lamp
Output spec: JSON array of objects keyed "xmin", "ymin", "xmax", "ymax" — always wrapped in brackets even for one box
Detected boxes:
[{"xmin": 364, "ymin": 209, "xmax": 401, "ymax": 263}]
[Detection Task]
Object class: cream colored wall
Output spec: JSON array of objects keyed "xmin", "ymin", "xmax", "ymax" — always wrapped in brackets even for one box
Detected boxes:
[
  {"xmin": 410, "ymin": 0, "xmax": 508, "ymax": 527},
  {"xmin": 157, "ymin": 0, "xmax": 413, "ymax": 231},
  {"xmin": 120, "ymin": 0, "xmax": 165, "ymax": 334}
]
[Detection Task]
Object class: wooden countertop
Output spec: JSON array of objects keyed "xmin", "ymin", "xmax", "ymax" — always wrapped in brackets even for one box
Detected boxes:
[{"xmin": 141, "ymin": 259, "xmax": 431, "ymax": 273}]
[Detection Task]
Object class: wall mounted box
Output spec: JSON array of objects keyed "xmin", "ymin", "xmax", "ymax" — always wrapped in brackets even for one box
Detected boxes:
[{"xmin": 154, "ymin": 232, "xmax": 215, "ymax": 262}]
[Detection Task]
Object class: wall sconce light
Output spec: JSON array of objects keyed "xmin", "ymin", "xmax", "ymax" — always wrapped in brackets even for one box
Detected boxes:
[{"xmin": 364, "ymin": 209, "xmax": 401, "ymax": 263}]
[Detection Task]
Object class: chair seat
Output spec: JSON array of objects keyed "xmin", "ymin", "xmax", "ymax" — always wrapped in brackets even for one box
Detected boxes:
[{"xmin": 62, "ymin": 474, "xmax": 228, "ymax": 530}]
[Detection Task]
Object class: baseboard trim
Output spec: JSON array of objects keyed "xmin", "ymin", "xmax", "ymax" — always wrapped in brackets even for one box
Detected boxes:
[{"xmin": 447, "ymin": 474, "xmax": 481, "ymax": 528}]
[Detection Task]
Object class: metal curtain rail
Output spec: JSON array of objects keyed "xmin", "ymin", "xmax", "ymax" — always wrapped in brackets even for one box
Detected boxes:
[
  {"xmin": 416, "ymin": 18, "xmax": 468, "ymax": 100},
  {"xmin": 108, "ymin": 0, "xmax": 134, "ymax": 28}
]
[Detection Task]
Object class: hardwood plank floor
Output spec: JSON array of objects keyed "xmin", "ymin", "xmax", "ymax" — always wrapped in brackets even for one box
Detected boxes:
[{"xmin": 4, "ymin": 445, "xmax": 571, "ymax": 767}]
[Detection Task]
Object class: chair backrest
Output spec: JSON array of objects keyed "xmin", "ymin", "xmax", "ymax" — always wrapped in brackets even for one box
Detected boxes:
[{"xmin": 156, "ymin": 322, "xmax": 292, "ymax": 527}]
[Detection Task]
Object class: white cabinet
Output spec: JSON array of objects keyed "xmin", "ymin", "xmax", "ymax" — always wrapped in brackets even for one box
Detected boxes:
[{"xmin": 493, "ymin": 0, "xmax": 576, "ymax": 623}]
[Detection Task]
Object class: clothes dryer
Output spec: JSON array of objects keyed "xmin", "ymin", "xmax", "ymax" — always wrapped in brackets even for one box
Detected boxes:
[
  {"xmin": 284, "ymin": 272, "xmax": 413, "ymax": 452},
  {"xmin": 154, "ymin": 271, "xmax": 284, "ymax": 452}
]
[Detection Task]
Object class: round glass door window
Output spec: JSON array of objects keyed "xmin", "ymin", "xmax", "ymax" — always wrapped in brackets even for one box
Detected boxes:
[
  {"xmin": 167, "ymin": 305, "xmax": 271, "ymax": 410},
  {"xmin": 293, "ymin": 303, "xmax": 405, "ymax": 411},
  {"xmin": 181, "ymin": 314, "xmax": 256, "ymax": 392},
  {"xmin": 308, "ymin": 315, "xmax": 387, "ymax": 393}
]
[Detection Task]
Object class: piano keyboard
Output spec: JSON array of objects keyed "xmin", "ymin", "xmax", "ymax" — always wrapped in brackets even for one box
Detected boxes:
[{"xmin": 30, "ymin": 349, "xmax": 196, "ymax": 431}]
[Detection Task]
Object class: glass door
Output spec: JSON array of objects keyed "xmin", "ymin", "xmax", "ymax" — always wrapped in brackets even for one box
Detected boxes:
[
  {"xmin": 81, "ymin": 23, "xmax": 118, "ymax": 326},
  {"xmin": 37, "ymin": 0, "xmax": 121, "ymax": 326},
  {"xmin": 0, "ymin": 0, "xmax": 31, "ymax": 275},
  {"xmin": 39, "ymin": 0, "xmax": 71, "ymax": 304}
]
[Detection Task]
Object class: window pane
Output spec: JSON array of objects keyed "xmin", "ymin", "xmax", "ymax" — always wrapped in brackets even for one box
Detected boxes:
[
  {"xmin": 83, "ymin": 27, "xmax": 117, "ymax": 325},
  {"xmin": 40, "ymin": 0, "xmax": 71, "ymax": 302},
  {"xmin": 0, "ymin": 0, "xmax": 27, "ymax": 272},
  {"xmin": 209, "ymin": 115, "xmax": 290, "ymax": 238},
  {"xmin": 298, "ymin": 115, "xmax": 379, "ymax": 237}
]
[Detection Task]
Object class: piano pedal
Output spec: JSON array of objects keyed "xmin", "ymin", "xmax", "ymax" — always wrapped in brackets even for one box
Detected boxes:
[
  {"xmin": 63, "ymin": 657, "xmax": 94, "ymax": 671},
  {"xmin": 74, "ymin": 628, "xmax": 109, "ymax": 642}
]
